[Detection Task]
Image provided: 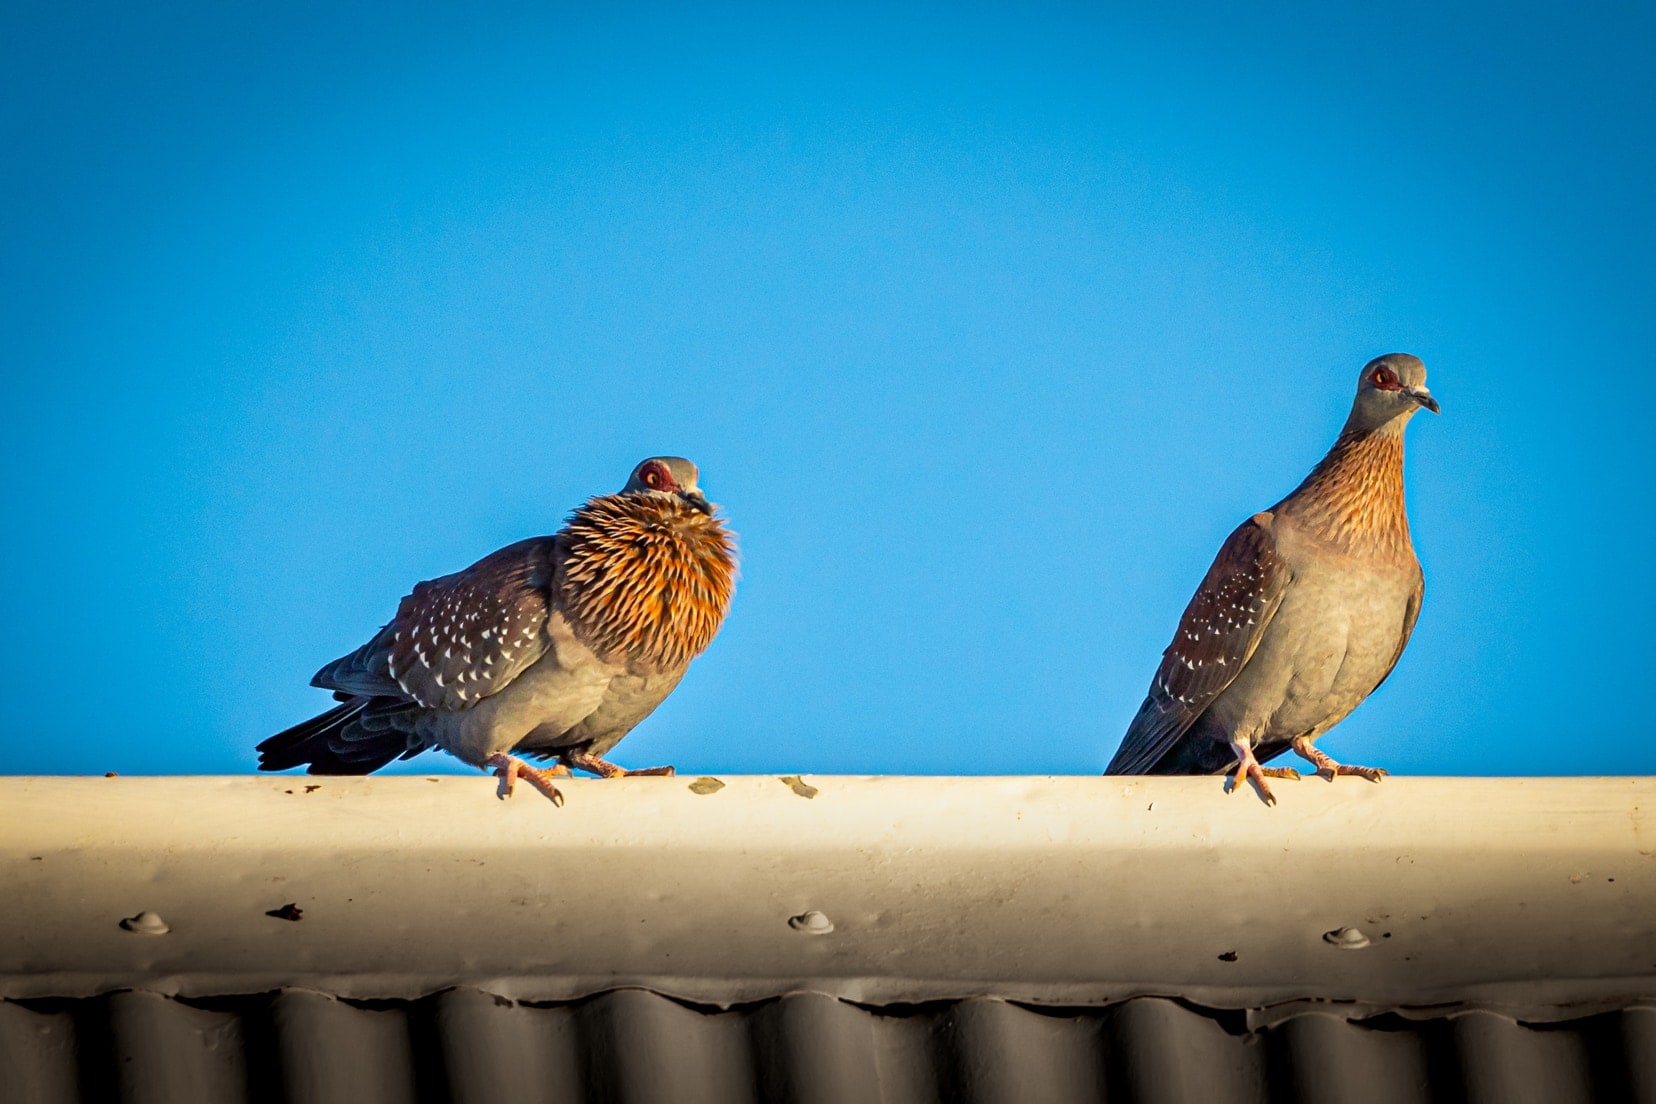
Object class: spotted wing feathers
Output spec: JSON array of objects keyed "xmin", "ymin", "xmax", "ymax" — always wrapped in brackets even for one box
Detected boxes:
[
  {"xmin": 1106, "ymin": 514, "xmax": 1289, "ymax": 774},
  {"xmin": 312, "ymin": 538, "xmax": 559, "ymax": 712}
]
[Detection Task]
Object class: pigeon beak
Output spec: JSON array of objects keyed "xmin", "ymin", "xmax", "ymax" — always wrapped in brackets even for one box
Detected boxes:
[
  {"xmin": 679, "ymin": 489, "xmax": 713, "ymax": 515},
  {"xmin": 1408, "ymin": 387, "xmax": 1440, "ymax": 414}
]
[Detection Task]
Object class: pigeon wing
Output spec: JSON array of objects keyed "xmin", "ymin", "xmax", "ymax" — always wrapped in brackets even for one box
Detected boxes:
[
  {"xmin": 1367, "ymin": 569, "xmax": 1423, "ymax": 697},
  {"xmin": 1106, "ymin": 513, "xmax": 1290, "ymax": 774},
  {"xmin": 312, "ymin": 537, "xmax": 560, "ymax": 712}
]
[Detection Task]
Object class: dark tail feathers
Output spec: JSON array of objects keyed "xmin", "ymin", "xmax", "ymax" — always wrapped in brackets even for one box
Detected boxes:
[{"xmin": 257, "ymin": 699, "xmax": 420, "ymax": 775}]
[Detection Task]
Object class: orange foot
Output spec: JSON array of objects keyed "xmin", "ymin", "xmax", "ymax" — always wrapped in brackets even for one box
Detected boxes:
[
  {"xmin": 563, "ymin": 751, "xmax": 676, "ymax": 779},
  {"xmin": 486, "ymin": 754, "xmax": 571, "ymax": 805},
  {"xmin": 1291, "ymin": 738, "xmax": 1388, "ymax": 783},
  {"xmin": 1225, "ymin": 739, "xmax": 1301, "ymax": 806}
]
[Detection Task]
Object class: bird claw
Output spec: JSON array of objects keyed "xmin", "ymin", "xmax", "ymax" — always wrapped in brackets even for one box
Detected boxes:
[
  {"xmin": 1292, "ymin": 739, "xmax": 1387, "ymax": 784},
  {"xmin": 1226, "ymin": 742, "xmax": 1298, "ymax": 805},
  {"xmin": 1226, "ymin": 763, "xmax": 1278, "ymax": 806},
  {"xmin": 563, "ymin": 752, "xmax": 676, "ymax": 778},
  {"xmin": 486, "ymin": 754, "xmax": 568, "ymax": 806},
  {"xmin": 1320, "ymin": 764, "xmax": 1386, "ymax": 783}
]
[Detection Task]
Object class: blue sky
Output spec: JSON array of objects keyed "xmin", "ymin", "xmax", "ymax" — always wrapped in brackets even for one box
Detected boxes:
[{"xmin": 2, "ymin": 2, "xmax": 1651, "ymax": 777}]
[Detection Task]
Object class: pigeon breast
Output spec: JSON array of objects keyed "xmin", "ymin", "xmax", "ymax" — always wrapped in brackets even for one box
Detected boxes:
[{"xmin": 557, "ymin": 494, "xmax": 738, "ymax": 674}]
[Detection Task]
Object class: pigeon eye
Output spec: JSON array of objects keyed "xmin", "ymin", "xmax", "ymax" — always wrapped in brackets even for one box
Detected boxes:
[
  {"xmin": 643, "ymin": 469, "xmax": 660, "ymax": 487},
  {"xmin": 1371, "ymin": 368, "xmax": 1396, "ymax": 388}
]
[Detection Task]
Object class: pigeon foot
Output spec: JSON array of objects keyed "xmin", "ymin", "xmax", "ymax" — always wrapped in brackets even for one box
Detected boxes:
[
  {"xmin": 1225, "ymin": 740, "xmax": 1300, "ymax": 806},
  {"xmin": 1291, "ymin": 738, "xmax": 1388, "ymax": 783},
  {"xmin": 486, "ymin": 754, "xmax": 570, "ymax": 805},
  {"xmin": 564, "ymin": 751, "xmax": 676, "ymax": 779}
]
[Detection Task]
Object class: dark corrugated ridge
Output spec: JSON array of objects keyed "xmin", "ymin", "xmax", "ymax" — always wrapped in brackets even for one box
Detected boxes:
[{"xmin": 3, "ymin": 989, "xmax": 1656, "ymax": 1104}]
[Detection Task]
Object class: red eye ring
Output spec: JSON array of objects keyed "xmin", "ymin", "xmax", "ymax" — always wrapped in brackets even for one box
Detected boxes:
[{"xmin": 1372, "ymin": 368, "xmax": 1397, "ymax": 389}]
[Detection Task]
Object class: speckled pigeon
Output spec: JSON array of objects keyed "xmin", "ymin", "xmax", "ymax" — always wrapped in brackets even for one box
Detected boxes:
[
  {"xmin": 258, "ymin": 457, "xmax": 738, "ymax": 804},
  {"xmin": 1106, "ymin": 355, "xmax": 1438, "ymax": 803}
]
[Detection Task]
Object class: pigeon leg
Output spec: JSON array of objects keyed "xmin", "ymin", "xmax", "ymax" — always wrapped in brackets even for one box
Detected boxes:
[
  {"xmin": 1291, "ymin": 738, "xmax": 1388, "ymax": 783},
  {"xmin": 564, "ymin": 751, "xmax": 676, "ymax": 779},
  {"xmin": 1225, "ymin": 739, "xmax": 1301, "ymax": 806},
  {"xmin": 485, "ymin": 754, "xmax": 570, "ymax": 805}
]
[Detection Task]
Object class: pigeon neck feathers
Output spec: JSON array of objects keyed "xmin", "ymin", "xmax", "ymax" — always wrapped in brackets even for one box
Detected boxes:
[
  {"xmin": 557, "ymin": 492, "xmax": 738, "ymax": 672},
  {"xmin": 1276, "ymin": 423, "xmax": 1412, "ymax": 558}
]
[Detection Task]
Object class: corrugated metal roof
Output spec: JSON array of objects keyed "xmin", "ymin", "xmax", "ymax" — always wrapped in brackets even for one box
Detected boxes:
[
  {"xmin": 4, "ymin": 776, "xmax": 1655, "ymax": 1101},
  {"xmin": 4, "ymin": 988, "xmax": 1655, "ymax": 1104}
]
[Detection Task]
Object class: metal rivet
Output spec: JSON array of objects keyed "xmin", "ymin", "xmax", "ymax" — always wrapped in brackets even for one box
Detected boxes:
[
  {"xmin": 789, "ymin": 910, "xmax": 834, "ymax": 934},
  {"xmin": 1323, "ymin": 926, "xmax": 1371, "ymax": 949},
  {"xmin": 120, "ymin": 911, "xmax": 170, "ymax": 935}
]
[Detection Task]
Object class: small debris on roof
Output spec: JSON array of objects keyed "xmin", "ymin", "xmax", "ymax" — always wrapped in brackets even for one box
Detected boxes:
[
  {"xmin": 305, "ymin": 785, "xmax": 321, "ymax": 793},
  {"xmin": 1217, "ymin": 950, "xmax": 1238, "ymax": 962},
  {"xmin": 104, "ymin": 772, "xmax": 118, "ymax": 778},
  {"xmin": 779, "ymin": 775, "xmax": 818, "ymax": 799},
  {"xmin": 688, "ymin": 777, "xmax": 726, "ymax": 795},
  {"xmin": 266, "ymin": 903, "xmax": 304, "ymax": 922}
]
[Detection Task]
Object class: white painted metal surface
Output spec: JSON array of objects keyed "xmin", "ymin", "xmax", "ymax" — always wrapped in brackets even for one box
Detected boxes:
[{"xmin": 2, "ymin": 775, "xmax": 1652, "ymax": 1012}]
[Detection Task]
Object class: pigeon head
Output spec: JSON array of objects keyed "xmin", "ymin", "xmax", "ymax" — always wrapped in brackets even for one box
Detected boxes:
[
  {"xmin": 623, "ymin": 456, "xmax": 711, "ymax": 514},
  {"xmin": 1345, "ymin": 353, "xmax": 1439, "ymax": 434}
]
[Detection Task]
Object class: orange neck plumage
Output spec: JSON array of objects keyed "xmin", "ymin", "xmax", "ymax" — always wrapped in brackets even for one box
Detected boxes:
[
  {"xmin": 1278, "ymin": 424, "xmax": 1412, "ymax": 556},
  {"xmin": 557, "ymin": 493, "xmax": 738, "ymax": 672}
]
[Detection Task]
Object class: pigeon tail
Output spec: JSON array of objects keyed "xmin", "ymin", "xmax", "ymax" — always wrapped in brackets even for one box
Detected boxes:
[{"xmin": 256, "ymin": 699, "xmax": 420, "ymax": 775}]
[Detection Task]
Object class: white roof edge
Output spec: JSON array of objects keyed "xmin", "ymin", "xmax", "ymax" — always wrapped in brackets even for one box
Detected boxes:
[{"xmin": 2, "ymin": 775, "xmax": 1653, "ymax": 1013}]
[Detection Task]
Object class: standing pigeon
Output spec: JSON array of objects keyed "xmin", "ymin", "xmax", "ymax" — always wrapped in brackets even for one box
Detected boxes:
[
  {"xmin": 258, "ymin": 457, "xmax": 737, "ymax": 804},
  {"xmin": 1106, "ymin": 355, "xmax": 1438, "ymax": 803}
]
